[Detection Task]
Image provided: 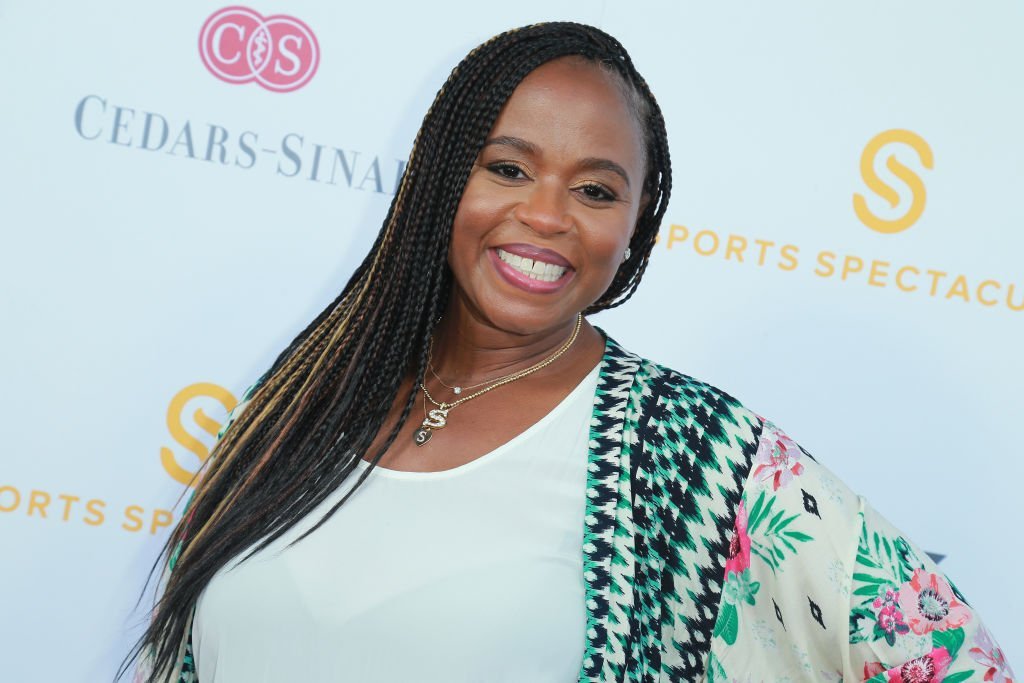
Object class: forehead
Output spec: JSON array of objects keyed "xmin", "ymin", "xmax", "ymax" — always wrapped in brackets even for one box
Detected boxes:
[{"xmin": 486, "ymin": 57, "xmax": 644, "ymax": 173}]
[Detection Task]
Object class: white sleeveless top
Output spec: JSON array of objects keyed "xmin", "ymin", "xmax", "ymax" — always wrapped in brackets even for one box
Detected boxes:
[{"xmin": 192, "ymin": 363, "xmax": 600, "ymax": 682}]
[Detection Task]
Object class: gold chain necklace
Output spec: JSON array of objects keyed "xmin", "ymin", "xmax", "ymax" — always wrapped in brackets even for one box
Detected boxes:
[
  {"xmin": 427, "ymin": 343, "xmax": 502, "ymax": 396},
  {"xmin": 413, "ymin": 313, "xmax": 583, "ymax": 446}
]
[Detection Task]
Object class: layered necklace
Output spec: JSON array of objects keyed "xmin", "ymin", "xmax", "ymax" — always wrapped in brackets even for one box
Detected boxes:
[{"xmin": 413, "ymin": 313, "xmax": 583, "ymax": 446}]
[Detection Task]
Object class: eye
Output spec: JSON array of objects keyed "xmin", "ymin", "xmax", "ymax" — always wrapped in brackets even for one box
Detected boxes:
[
  {"xmin": 486, "ymin": 162, "xmax": 528, "ymax": 180},
  {"xmin": 576, "ymin": 183, "xmax": 618, "ymax": 203}
]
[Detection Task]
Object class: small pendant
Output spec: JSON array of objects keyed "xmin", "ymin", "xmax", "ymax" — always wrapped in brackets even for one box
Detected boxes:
[
  {"xmin": 414, "ymin": 407, "xmax": 449, "ymax": 447},
  {"xmin": 453, "ymin": 386, "xmax": 462, "ymax": 394}
]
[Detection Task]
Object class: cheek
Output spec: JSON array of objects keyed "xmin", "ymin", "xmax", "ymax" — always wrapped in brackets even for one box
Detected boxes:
[
  {"xmin": 581, "ymin": 214, "xmax": 633, "ymax": 271},
  {"xmin": 572, "ymin": 213, "xmax": 636, "ymax": 302},
  {"xmin": 449, "ymin": 179, "xmax": 509, "ymax": 256}
]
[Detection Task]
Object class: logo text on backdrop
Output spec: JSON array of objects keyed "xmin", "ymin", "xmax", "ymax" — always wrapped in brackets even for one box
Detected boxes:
[
  {"xmin": 161, "ymin": 383, "xmax": 239, "ymax": 487},
  {"xmin": 73, "ymin": 95, "xmax": 405, "ymax": 193},
  {"xmin": 199, "ymin": 7, "xmax": 320, "ymax": 92},
  {"xmin": 659, "ymin": 129, "xmax": 1021, "ymax": 312},
  {"xmin": 853, "ymin": 129, "xmax": 934, "ymax": 234}
]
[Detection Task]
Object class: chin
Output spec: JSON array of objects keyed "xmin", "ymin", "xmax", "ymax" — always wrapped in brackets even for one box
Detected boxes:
[
  {"xmin": 448, "ymin": 259, "xmax": 597, "ymax": 335},
  {"xmin": 480, "ymin": 296, "xmax": 584, "ymax": 336}
]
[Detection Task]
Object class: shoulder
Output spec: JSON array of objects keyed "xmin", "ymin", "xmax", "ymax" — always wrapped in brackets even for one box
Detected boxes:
[
  {"xmin": 631, "ymin": 340, "xmax": 866, "ymax": 530},
  {"xmin": 603, "ymin": 334, "xmax": 764, "ymax": 453},
  {"xmin": 606, "ymin": 334, "xmax": 867, "ymax": 537},
  {"xmin": 606, "ymin": 334, "xmax": 847, "ymax": 486}
]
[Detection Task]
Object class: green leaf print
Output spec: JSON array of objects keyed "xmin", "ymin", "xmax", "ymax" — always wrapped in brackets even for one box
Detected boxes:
[
  {"xmin": 893, "ymin": 536, "xmax": 917, "ymax": 583},
  {"xmin": 849, "ymin": 606, "xmax": 875, "ymax": 644},
  {"xmin": 942, "ymin": 672, "xmax": 974, "ymax": 683},
  {"xmin": 853, "ymin": 523, "xmax": 917, "ymax": 605},
  {"xmin": 849, "ymin": 521, "xmax": 937, "ymax": 648},
  {"xmin": 705, "ymin": 652, "xmax": 728, "ymax": 683},
  {"xmin": 932, "ymin": 626, "xmax": 966, "ymax": 660},
  {"xmin": 852, "ymin": 572, "xmax": 888, "ymax": 585},
  {"xmin": 854, "ymin": 583, "xmax": 888, "ymax": 598},
  {"xmin": 747, "ymin": 489, "xmax": 775, "ymax": 531},
  {"xmin": 745, "ymin": 489, "xmax": 813, "ymax": 573},
  {"xmin": 878, "ymin": 534, "xmax": 892, "ymax": 564},
  {"xmin": 713, "ymin": 601, "xmax": 739, "ymax": 645},
  {"xmin": 856, "ymin": 554, "xmax": 882, "ymax": 570}
]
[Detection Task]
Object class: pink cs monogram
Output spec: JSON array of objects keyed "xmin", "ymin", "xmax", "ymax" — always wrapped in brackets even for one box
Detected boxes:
[{"xmin": 199, "ymin": 6, "xmax": 320, "ymax": 92}]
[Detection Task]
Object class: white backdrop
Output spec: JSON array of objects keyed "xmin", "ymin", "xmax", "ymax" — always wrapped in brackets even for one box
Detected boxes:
[{"xmin": 1, "ymin": 2, "xmax": 1020, "ymax": 680}]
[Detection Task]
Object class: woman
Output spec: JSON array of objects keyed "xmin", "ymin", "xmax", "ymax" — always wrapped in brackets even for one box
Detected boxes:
[{"xmin": 123, "ymin": 22, "xmax": 1013, "ymax": 683}]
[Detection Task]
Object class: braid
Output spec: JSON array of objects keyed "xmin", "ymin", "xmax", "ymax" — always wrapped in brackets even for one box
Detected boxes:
[{"xmin": 120, "ymin": 21, "xmax": 671, "ymax": 682}]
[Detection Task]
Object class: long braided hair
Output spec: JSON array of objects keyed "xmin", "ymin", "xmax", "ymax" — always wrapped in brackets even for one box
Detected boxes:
[{"xmin": 120, "ymin": 20, "xmax": 671, "ymax": 681}]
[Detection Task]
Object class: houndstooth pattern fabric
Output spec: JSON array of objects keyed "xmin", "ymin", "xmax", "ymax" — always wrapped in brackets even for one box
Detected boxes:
[
  {"xmin": 580, "ymin": 339, "xmax": 642, "ymax": 679},
  {"xmin": 580, "ymin": 337, "xmax": 761, "ymax": 682}
]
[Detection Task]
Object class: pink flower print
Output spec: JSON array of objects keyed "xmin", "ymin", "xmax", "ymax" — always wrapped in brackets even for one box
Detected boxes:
[
  {"xmin": 897, "ymin": 569, "xmax": 972, "ymax": 635},
  {"xmin": 752, "ymin": 424, "xmax": 805, "ymax": 491},
  {"xmin": 885, "ymin": 647, "xmax": 952, "ymax": 683},
  {"xmin": 872, "ymin": 587, "xmax": 911, "ymax": 645},
  {"xmin": 724, "ymin": 499, "xmax": 751, "ymax": 579},
  {"xmin": 969, "ymin": 625, "xmax": 1016, "ymax": 683}
]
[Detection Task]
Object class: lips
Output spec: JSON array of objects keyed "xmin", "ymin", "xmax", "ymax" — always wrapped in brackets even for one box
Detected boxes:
[
  {"xmin": 488, "ymin": 244, "xmax": 575, "ymax": 293},
  {"xmin": 496, "ymin": 247, "xmax": 568, "ymax": 282},
  {"xmin": 496, "ymin": 243, "xmax": 572, "ymax": 267}
]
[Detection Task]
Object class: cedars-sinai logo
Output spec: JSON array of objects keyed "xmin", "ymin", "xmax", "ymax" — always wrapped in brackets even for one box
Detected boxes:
[
  {"xmin": 199, "ymin": 6, "xmax": 320, "ymax": 92},
  {"xmin": 853, "ymin": 129, "xmax": 934, "ymax": 235}
]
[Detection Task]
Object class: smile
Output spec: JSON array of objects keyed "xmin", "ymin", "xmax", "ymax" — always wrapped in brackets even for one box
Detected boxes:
[
  {"xmin": 496, "ymin": 247, "xmax": 568, "ymax": 282},
  {"xmin": 488, "ymin": 245, "xmax": 575, "ymax": 294}
]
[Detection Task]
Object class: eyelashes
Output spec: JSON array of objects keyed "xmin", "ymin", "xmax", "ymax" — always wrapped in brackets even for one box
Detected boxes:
[
  {"xmin": 578, "ymin": 184, "xmax": 617, "ymax": 202},
  {"xmin": 484, "ymin": 162, "xmax": 619, "ymax": 203},
  {"xmin": 488, "ymin": 162, "xmax": 527, "ymax": 180}
]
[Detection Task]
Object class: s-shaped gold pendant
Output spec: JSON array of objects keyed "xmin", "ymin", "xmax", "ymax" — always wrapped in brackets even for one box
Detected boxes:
[{"xmin": 413, "ymin": 407, "xmax": 448, "ymax": 446}]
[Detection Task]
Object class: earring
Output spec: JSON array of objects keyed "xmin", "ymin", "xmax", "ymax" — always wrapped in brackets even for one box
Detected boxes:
[{"xmin": 622, "ymin": 247, "xmax": 631, "ymax": 263}]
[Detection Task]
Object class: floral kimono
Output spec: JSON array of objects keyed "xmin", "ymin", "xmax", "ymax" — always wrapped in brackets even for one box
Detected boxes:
[{"xmin": 136, "ymin": 333, "xmax": 1014, "ymax": 682}]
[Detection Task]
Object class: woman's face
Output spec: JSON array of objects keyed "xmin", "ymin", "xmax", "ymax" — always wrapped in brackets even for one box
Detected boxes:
[{"xmin": 447, "ymin": 56, "xmax": 647, "ymax": 335}]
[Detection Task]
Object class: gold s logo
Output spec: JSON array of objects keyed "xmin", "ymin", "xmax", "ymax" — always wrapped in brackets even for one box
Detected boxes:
[
  {"xmin": 853, "ymin": 129, "xmax": 933, "ymax": 234},
  {"xmin": 160, "ymin": 383, "xmax": 237, "ymax": 486}
]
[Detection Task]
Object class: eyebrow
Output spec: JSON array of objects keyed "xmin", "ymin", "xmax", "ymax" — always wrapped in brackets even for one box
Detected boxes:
[
  {"xmin": 483, "ymin": 135, "xmax": 632, "ymax": 189},
  {"xmin": 578, "ymin": 157, "xmax": 631, "ymax": 189}
]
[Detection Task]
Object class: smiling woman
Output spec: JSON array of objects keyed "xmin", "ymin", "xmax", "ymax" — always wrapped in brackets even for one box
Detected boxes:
[
  {"xmin": 447, "ymin": 57, "xmax": 646, "ymax": 336},
  {"xmin": 122, "ymin": 21, "xmax": 1013, "ymax": 683}
]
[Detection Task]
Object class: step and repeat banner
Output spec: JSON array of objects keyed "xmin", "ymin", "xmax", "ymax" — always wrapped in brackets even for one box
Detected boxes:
[{"xmin": 1, "ymin": 2, "xmax": 1020, "ymax": 679}]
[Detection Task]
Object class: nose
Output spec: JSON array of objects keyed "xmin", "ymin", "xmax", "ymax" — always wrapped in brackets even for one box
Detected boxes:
[{"xmin": 512, "ymin": 178, "xmax": 572, "ymax": 236}]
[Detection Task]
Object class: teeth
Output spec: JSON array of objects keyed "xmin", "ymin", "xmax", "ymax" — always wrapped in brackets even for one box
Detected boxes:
[{"xmin": 497, "ymin": 248, "xmax": 568, "ymax": 282}]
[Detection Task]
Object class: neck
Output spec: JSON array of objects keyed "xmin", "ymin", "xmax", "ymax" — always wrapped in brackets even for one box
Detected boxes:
[{"xmin": 429, "ymin": 299, "xmax": 586, "ymax": 385}]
